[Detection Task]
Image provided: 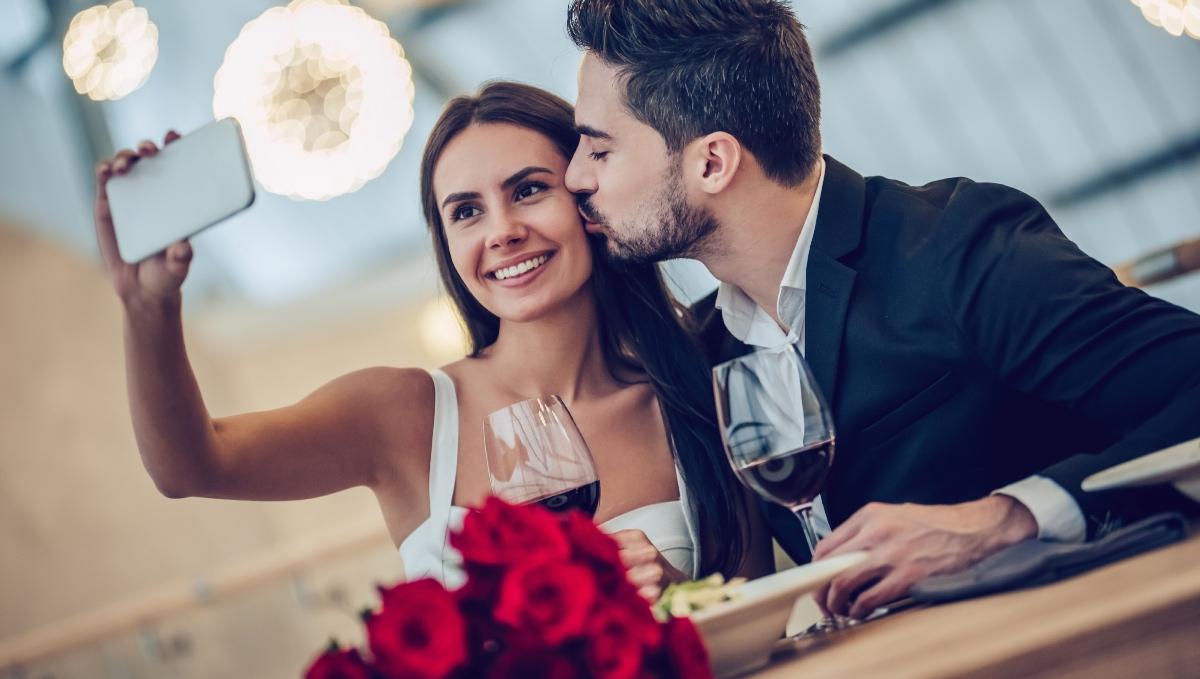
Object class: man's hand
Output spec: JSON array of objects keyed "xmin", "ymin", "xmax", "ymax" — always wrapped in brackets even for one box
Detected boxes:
[{"xmin": 812, "ymin": 496, "xmax": 1037, "ymax": 619}]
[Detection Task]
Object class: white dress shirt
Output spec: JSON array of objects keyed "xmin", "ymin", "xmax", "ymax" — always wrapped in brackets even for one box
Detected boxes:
[{"xmin": 713, "ymin": 158, "xmax": 1086, "ymax": 544}]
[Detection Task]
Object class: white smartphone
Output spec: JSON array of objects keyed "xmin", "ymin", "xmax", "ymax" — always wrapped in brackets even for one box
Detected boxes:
[{"xmin": 108, "ymin": 117, "xmax": 256, "ymax": 263}]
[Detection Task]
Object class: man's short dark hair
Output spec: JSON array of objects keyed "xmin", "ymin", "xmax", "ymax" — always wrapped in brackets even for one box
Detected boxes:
[{"xmin": 567, "ymin": 0, "xmax": 821, "ymax": 186}]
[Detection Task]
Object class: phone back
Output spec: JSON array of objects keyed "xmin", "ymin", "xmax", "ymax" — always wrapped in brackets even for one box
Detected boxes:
[{"xmin": 108, "ymin": 118, "xmax": 255, "ymax": 263}]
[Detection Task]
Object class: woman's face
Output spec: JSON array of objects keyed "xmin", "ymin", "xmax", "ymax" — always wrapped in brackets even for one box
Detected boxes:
[{"xmin": 434, "ymin": 123, "xmax": 592, "ymax": 323}]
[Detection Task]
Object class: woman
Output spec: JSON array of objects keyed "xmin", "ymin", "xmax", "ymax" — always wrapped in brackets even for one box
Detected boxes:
[{"xmin": 93, "ymin": 82, "xmax": 771, "ymax": 598}]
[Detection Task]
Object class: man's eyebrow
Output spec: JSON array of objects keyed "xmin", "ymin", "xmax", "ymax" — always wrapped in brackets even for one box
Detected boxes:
[
  {"xmin": 440, "ymin": 166, "xmax": 554, "ymax": 208},
  {"xmin": 575, "ymin": 124, "xmax": 613, "ymax": 141}
]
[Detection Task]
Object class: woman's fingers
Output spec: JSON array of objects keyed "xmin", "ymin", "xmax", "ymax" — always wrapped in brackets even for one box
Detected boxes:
[
  {"xmin": 164, "ymin": 240, "xmax": 193, "ymax": 277},
  {"xmin": 611, "ymin": 529, "xmax": 668, "ymax": 600},
  {"xmin": 628, "ymin": 562, "xmax": 665, "ymax": 601},
  {"xmin": 93, "ymin": 160, "xmax": 124, "ymax": 271},
  {"xmin": 611, "ymin": 529, "xmax": 658, "ymax": 567},
  {"xmin": 137, "ymin": 139, "xmax": 160, "ymax": 157},
  {"xmin": 111, "ymin": 148, "xmax": 139, "ymax": 174},
  {"xmin": 164, "ymin": 129, "xmax": 181, "ymax": 145}
]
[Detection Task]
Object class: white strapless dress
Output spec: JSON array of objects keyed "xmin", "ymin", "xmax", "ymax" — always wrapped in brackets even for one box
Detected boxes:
[{"xmin": 398, "ymin": 368, "xmax": 699, "ymax": 588}]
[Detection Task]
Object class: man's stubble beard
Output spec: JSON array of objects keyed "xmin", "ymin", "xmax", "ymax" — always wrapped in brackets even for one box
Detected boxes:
[{"xmin": 601, "ymin": 165, "xmax": 720, "ymax": 264}]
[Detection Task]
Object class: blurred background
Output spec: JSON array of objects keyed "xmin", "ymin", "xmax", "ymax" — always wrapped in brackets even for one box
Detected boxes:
[{"xmin": 1, "ymin": 0, "xmax": 1198, "ymax": 676}]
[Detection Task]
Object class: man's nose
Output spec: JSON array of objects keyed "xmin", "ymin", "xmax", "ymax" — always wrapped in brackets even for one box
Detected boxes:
[{"xmin": 565, "ymin": 145, "xmax": 595, "ymax": 195}]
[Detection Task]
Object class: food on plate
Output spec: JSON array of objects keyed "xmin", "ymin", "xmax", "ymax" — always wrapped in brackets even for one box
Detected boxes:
[{"xmin": 653, "ymin": 573, "xmax": 746, "ymax": 620}]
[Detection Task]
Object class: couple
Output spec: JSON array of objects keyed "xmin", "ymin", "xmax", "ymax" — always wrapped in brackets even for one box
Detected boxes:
[{"xmin": 95, "ymin": 0, "xmax": 1200, "ymax": 620}]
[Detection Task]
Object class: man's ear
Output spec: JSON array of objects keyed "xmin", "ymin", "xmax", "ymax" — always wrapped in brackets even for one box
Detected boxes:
[{"xmin": 684, "ymin": 132, "xmax": 742, "ymax": 195}]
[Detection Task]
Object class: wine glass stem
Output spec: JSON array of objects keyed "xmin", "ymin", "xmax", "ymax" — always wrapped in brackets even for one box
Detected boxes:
[{"xmin": 790, "ymin": 503, "xmax": 821, "ymax": 557}]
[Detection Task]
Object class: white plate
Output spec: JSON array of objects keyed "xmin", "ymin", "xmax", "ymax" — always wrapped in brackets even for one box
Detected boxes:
[
  {"xmin": 692, "ymin": 551, "xmax": 868, "ymax": 678},
  {"xmin": 1081, "ymin": 436, "xmax": 1200, "ymax": 501}
]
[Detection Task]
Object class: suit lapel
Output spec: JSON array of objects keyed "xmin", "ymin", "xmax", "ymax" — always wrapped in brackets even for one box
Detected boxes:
[
  {"xmin": 806, "ymin": 253, "xmax": 856, "ymax": 405},
  {"xmin": 805, "ymin": 156, "xmax": 866, "ymax": 407}
]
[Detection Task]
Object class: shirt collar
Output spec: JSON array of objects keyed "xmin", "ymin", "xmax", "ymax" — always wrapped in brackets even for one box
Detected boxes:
[{"xmin": 716, "ymin": 157, "xmax": 827, "ymax": 347}]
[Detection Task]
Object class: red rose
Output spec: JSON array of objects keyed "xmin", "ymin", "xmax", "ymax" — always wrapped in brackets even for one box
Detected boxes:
[
  {"xmin": 585, "ymin": 602, "xmax": 664, "ymax": 679},
  {"xmin": 451, "ymin": 497, "xmax": 570, "ymax": 568},
  {"xmin": 304, "ymin": 644, "xmax": 374, "ymax": 679},
  {"xmin": 660, "ymin": 616, "xmax": 713, "ymax": 679},
  {"xmin": 559, "ymin": 511, "xmax": 627, "ymax": 592},
  {"xmin": 367, "ymin": 579, "xmax": 467, "ymax": 679},
  {"xmin": 486, "ymin": 646, "xmax": 580, "ymax": 679},
  {"xmin": 494, "ymin": 560, "xmax": 597, "ymax": 644}
]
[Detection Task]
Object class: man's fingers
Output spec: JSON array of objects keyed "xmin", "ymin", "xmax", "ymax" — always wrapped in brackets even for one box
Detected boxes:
[
  {"xmin": 813, "ymin": 583, "xmax": 832, "ymax": 617},
  {"xmin": 823, "ymin": 560, "xmax": 887, "ymax": 617},
  {"xmin": 812, "ymin": 514, "xmax": 865, "ymax": 560},
  {"xmin": 847, "ymin": 571, "xmax": 915, "ymax": 620}
]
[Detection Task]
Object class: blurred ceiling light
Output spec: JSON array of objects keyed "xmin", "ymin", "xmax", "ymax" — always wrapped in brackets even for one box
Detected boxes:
[
  {"xmin": 1131, "ymin": 0, "xmax": 1200, "ymax": 39},
  {"xmin": 212, "ymin": 0, "xmax": 416, "ymax": 201},
  {"xmin": 62, "ymin": 1, "xmax": 158, "ymax": 101},
  {"xmin": 418, "ymin": 297, "xmax": 468, "ymax": 362}
]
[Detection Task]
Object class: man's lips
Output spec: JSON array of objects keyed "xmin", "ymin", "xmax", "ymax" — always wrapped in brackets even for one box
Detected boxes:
[{"xmin": 577, "ymin": 205, "xmax": 607, "ymax": 234}]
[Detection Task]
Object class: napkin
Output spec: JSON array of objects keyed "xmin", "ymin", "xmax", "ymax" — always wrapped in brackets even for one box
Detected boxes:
[{"xmin": 910, "ymin": 512, "xmax": 1188, "ymax": 603}]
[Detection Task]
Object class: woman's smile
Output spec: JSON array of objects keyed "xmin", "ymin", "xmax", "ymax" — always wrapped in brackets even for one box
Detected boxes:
[{"xmin": 486, "ymin": 251, "xmax": 555, "ymax": 288}]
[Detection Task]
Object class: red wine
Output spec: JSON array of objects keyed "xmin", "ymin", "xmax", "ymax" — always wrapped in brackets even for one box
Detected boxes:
[
  {"xmin": 740, "ymin": 439, "xmax": 833, "ymax": 507},
  {"xmin": 534, "ymin": 480, "xmax": 601, "ymax": 516}
]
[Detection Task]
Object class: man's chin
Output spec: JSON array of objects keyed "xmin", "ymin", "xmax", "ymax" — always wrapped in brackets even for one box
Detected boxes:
[{"xmin": 603, "ymin": 238, "xmax": 658, "ymax": 264}]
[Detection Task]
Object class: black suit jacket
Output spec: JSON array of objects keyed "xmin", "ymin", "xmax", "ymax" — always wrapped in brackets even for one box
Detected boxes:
[{"xmin": 694, "ymin": 156, "xmax": 1200, "ymax": 564}]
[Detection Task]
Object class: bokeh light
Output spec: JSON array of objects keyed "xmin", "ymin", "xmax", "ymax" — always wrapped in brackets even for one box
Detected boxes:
[
  {"xmin": 212, "ymin": 0, "xmax": 416, "ymax": 201},
  {"xmin": 418, "ymin": 297, "xmax": 469, "ymax": 363},
  {"xmin": 1130, "ymin": 0, "xmax": 1200, "ymax": 39},
  {"xmin": 62, "ymin": 1, "xmax": 159, "ymax": 101}
]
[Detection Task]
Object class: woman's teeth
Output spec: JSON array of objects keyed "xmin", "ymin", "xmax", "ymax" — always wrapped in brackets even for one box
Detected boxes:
[{"xmin": 493, "ymin": 255, "xmax": 548, "ymax": 281}]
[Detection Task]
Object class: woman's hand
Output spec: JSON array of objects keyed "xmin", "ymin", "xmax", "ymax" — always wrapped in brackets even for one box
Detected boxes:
[
  {"xmin": 611, "ymin": 529, "xmax": 689, "ymax": 602},
  {"xmin": 93, "ymin": 130, "xmax": 192, "ymax": 306}
]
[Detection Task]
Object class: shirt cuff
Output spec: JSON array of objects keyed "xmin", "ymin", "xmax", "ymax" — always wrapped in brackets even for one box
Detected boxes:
[{"xmin": 993, "ymin": 475, "xmax": 1086, "ymax": 543}]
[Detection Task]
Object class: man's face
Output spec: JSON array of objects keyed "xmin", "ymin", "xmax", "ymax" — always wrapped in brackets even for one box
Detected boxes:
[{"xmin": 565, "ymin": 53, "xmax": 718, "ymax": 263}]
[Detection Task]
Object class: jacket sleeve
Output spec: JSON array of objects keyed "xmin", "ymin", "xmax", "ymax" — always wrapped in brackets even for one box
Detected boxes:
[{"xmin": 935, "ymin": 181, "xmax": 1200, "ymax": 535}]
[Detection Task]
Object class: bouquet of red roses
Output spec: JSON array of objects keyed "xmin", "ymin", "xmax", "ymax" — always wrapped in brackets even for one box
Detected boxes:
[{"xmin": 304, "ymin": 497, "xmax": 712, "ymax": 679}]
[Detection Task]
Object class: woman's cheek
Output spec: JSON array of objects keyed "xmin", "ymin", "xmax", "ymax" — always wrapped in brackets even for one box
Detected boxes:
[{"xmin": 447, "ymin": 237, "xmax": 486, "ymax": 297}]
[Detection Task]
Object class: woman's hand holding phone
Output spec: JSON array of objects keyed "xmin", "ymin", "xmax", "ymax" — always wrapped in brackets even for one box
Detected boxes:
[{"xmin": 93, "ymin": 130, "xmax": 191, "ymax": 307}]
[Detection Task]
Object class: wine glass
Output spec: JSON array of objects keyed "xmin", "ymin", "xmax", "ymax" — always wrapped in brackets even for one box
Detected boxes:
[
  {"xmin": 483, "ymin": 395, "xmax": 601, "ymax": 517},
  {"xmin": 713, "ymin": 344, "xmax": 850, "ymax": 631},
  {"xmin": 713, "ymin": 344, "xmax": 834, "ymax": 553}
]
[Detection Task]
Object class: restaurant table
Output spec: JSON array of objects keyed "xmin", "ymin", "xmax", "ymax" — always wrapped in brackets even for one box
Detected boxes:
[{"xmin": 749, "ymin": 531, "xmax": 1200, "ymax": 678}]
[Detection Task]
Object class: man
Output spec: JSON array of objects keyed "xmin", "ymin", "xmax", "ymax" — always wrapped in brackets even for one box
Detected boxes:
[{"xmin": 562, "ymin": 0, "xmax": 1200, "ymax": 619}]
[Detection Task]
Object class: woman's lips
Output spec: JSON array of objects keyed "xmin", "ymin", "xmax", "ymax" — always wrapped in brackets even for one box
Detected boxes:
[{"xmin": 489, "ymin": 252, "xmax": 554, "ymax": 288}]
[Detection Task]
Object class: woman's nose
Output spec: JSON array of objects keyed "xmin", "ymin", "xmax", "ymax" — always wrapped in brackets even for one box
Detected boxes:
[{"xmin": 485, "ymin": 213, "xmax": 527, "ymax": 249}]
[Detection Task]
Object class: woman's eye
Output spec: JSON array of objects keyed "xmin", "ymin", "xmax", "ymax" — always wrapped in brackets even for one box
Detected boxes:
[
  {"xmin": 515, "ymin": 182, "xmax": 548, "ymax": 201},
  {"xmin": 588, "ymin": 151, "xmax": 608, "ymax": 161},
  {"xmin": 451, "ymin": 205, "xmax": 480, "ymax": 222}
]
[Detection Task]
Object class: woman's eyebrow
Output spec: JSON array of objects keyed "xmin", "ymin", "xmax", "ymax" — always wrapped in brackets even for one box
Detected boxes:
[
  {"xmin": 441, "ymin": 190, "xmax": 480, "ymax": 208},
  {"xmin": 500, "ymin": 166, "xmax": 554, "ymax": 190},
  {"xmin": 441, "ymin": 166, "xmax": 554, "ymax": 208}
]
